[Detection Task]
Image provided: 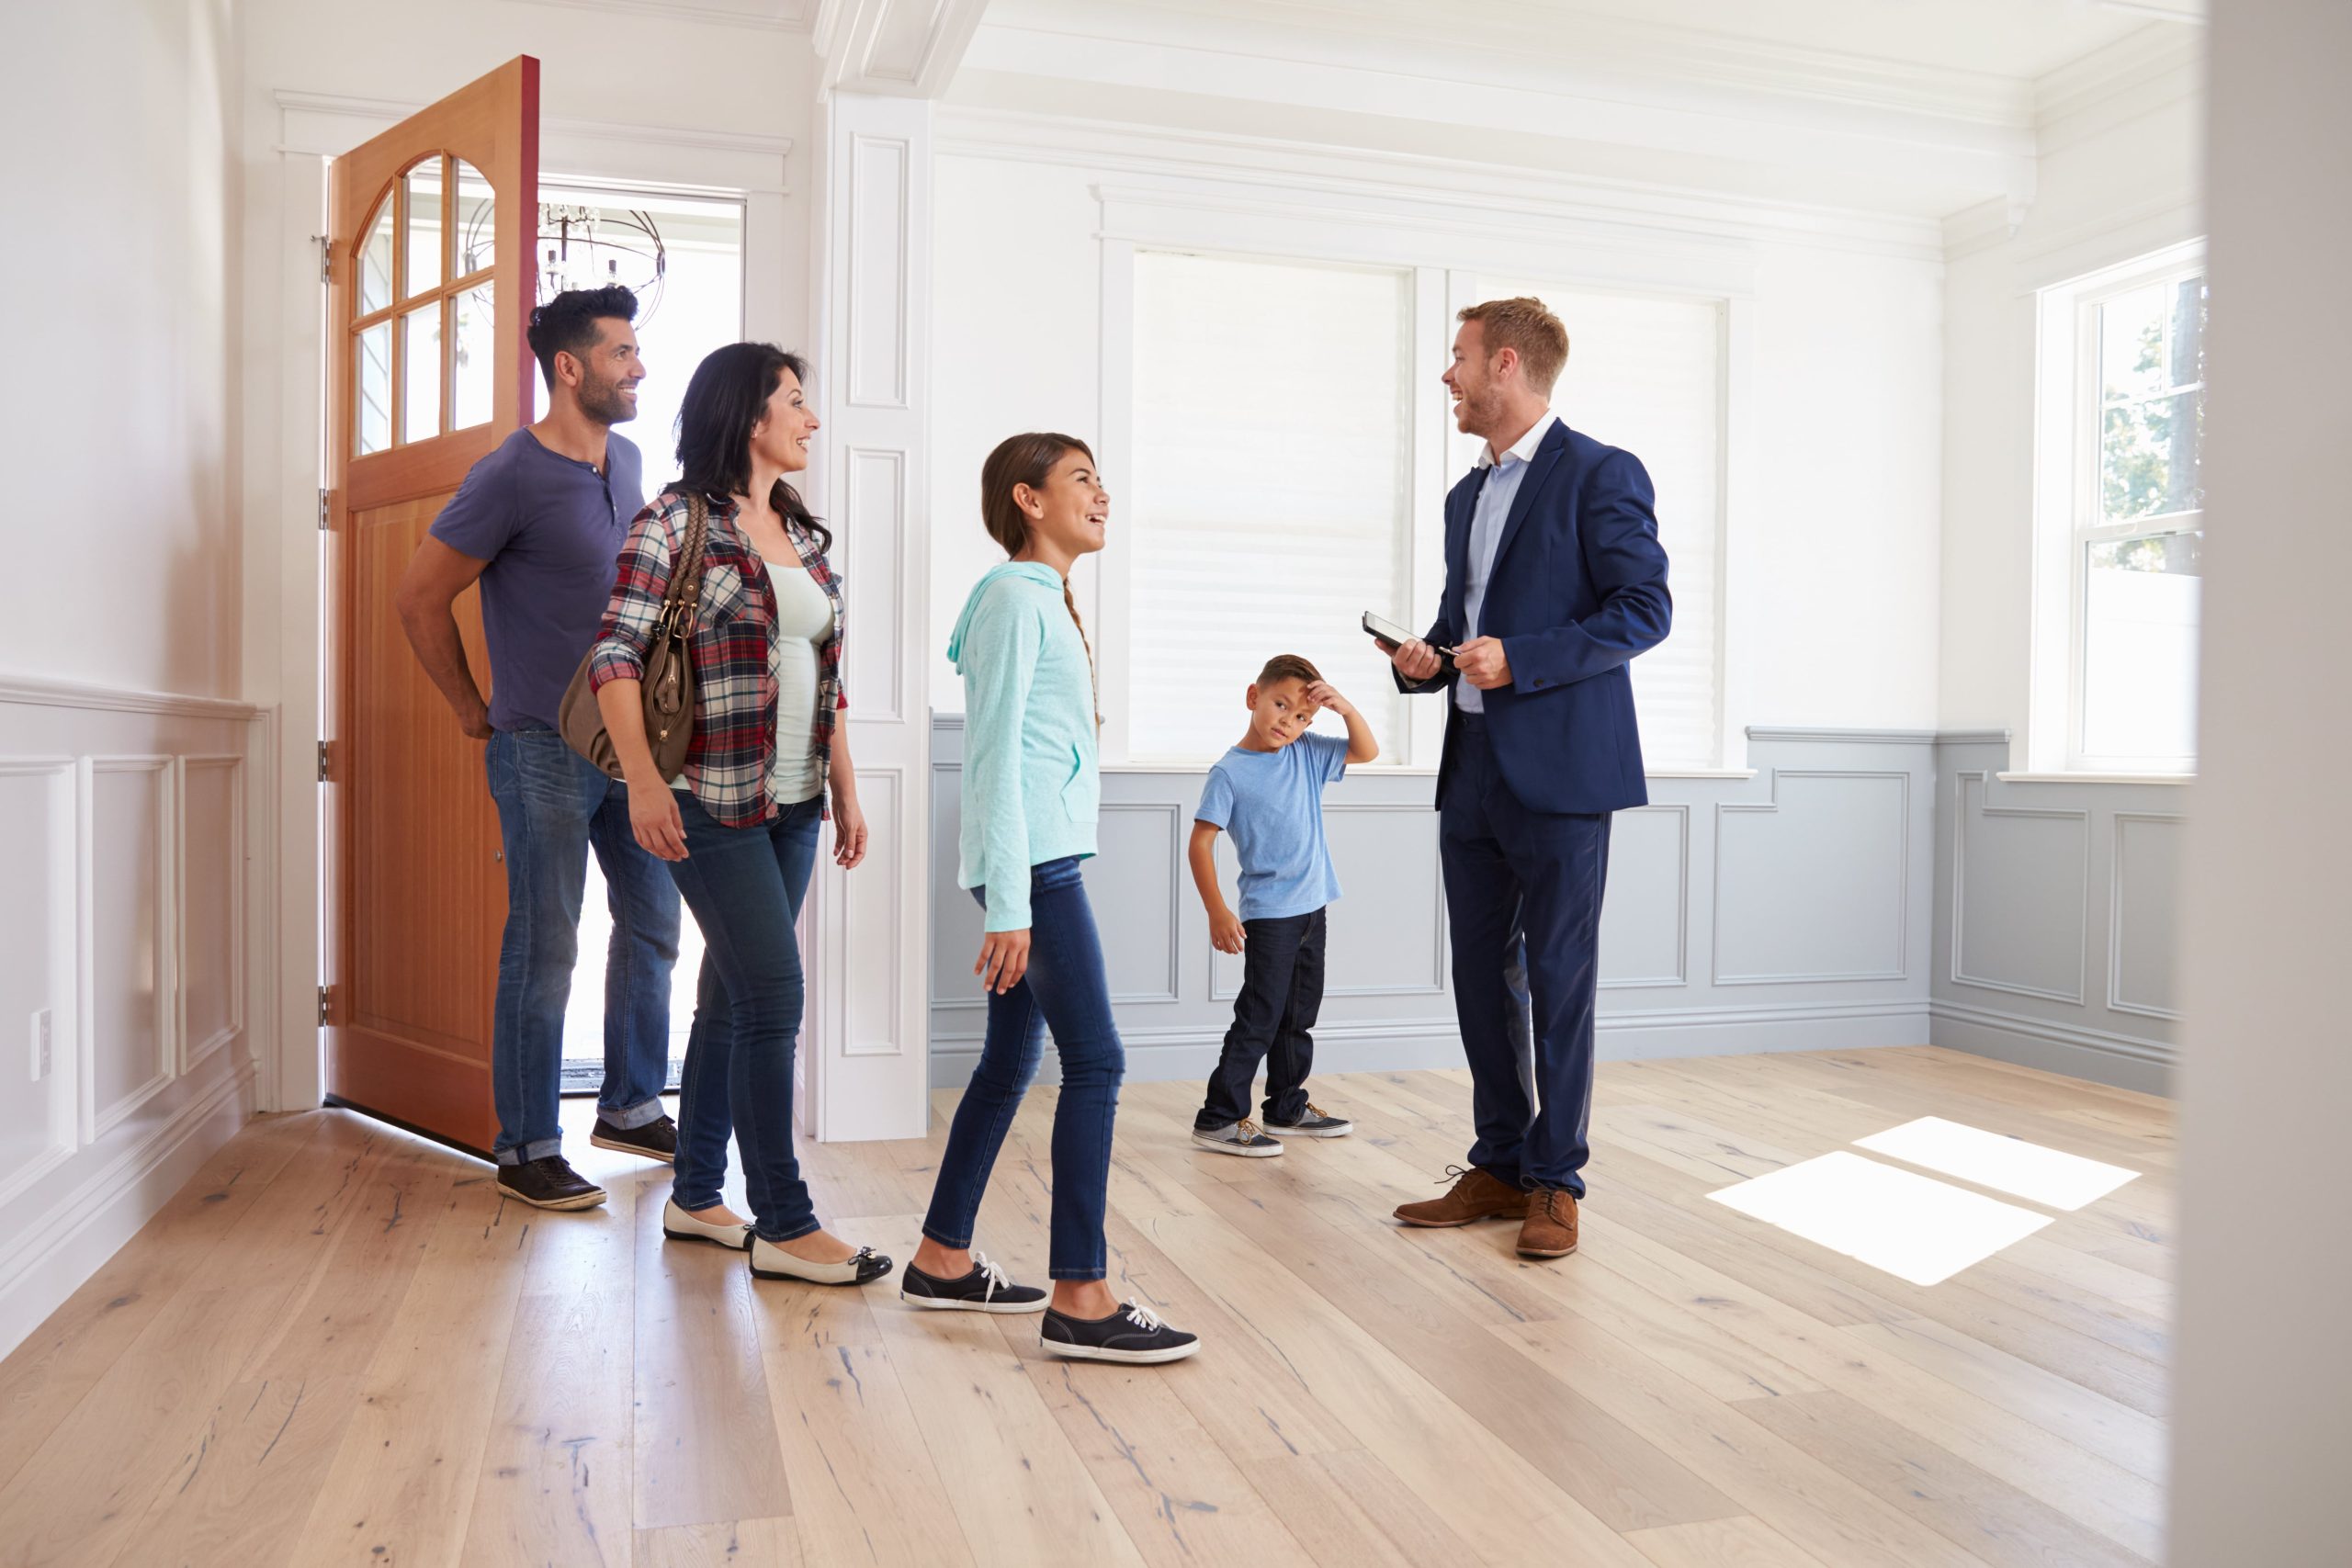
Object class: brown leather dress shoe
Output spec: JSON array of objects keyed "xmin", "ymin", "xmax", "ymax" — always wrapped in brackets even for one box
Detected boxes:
[
  {"xmin": 1394, "ymin": 1166, "xmax": 1531, "ymax": 1227},
  {"xmin": 1516, "ymin": 1188, "xmax": 1578, "ymax": 1258}
]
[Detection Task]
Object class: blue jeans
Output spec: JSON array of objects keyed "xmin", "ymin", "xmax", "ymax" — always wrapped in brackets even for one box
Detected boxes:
[
  {"xmin": 485, "ymin": 727, "xmax": 681, "ymax": 1166},
  {"xmin": 923, "ymin": 857, "xmax": 1125, "ymax": 1280},
  {"xmin": 663, "ymin": 793, "xmax": 825, "ymax": 1241},
  {"xmin": 1440, "ymin": 716, "xmax": 1610, "ymax": 1197}
]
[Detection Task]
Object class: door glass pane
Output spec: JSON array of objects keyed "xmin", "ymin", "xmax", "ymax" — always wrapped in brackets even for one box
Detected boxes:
[
  {"xmin": 355, "ymin": 320, "xmax": 390, "ymax": 455},
  {"xmin": 401, "ymin": 303, "xmax": 441, "ymax": 443},
  {"xmin": 452, "ymin": 285, "xmax": 494, "ymax": 430},
  {"xmin": 2082, "ymin": 533, "xmax": 2201, "ymax": 761},
  {"xmin": 404, "ymin": 159, "xmax": 444, "ymax": 297},
  {"xmin": 2101, "ymin": 389, "xmax": 2204, "ymax": 524},
  {"xmin": 454, "ymin": 160, "xmax": 494, "ymax": 276},
  {"xmin": 358, "ymin": 202, "xmax": 394, "ymax": 316}
]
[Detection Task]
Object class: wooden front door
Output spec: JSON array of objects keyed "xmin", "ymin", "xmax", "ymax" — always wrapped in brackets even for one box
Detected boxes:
[{"xmin": 324, "ymin": 58, "xmax": 538, "ymax": 1156}]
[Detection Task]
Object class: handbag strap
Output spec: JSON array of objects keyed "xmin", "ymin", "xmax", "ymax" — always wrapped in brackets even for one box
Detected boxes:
[{"xmin": 658, "ymin": 491, "xmax": 710, "ymax": 637}]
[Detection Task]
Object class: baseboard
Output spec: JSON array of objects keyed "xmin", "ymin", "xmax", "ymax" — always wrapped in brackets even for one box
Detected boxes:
[
  {"xmin": 1929, "ymin": 997, "xmax": 2176, "ymax": 1096},
  {"xmin": 0, "ymin": 1059, "xmax": 257, "ymax": 1362},
  {"xmin": 928, "ymin": 998, "xmax": 1933, "ymax": 1089}
]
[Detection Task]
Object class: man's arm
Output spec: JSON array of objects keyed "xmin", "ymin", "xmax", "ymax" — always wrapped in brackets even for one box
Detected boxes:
[
  {"xmin": 394, "ymin": 537, "xmax": 494, "ymax": 739},
  {"xmin": 1498, "ymin": 448, "xmax": 1671, "ymax": 693}
]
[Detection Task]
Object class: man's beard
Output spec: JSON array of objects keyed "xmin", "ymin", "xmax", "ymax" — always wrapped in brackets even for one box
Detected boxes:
[
  {"xmin": 1458, "ymin": 383, "xmax": 1503, "ymax": 434},
  {"xmin": 579, "ymin": 371, "xmax": 637, "ymax": 425}
]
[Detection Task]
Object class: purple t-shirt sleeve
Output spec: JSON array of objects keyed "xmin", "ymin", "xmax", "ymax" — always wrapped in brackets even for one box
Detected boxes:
[
  {"xmin": 427, "ymin": 450, "xmax": 519, "ymax": 562},
  {"xmin": 1195, "ymin": 766, "xmax": 1236, "ymax": 829}
]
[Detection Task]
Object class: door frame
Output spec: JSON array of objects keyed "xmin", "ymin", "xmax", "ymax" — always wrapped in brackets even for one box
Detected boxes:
[{"xmin": 254, "ymin": 86, "xmax": 797, "ymax": 1114}]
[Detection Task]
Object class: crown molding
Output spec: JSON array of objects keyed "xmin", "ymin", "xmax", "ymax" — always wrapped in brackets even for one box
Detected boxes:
[
  {"xmin": 940, "ymin": 104, "xmax": 1948, "ymax": 264},
  {"xmin": 812, "ymin": 0, "xmax": 991, "ymax": 97},
  {"xmin": 2036, "ymin": 22, "xmax": 2204, "ymax": 146},
  {"xmin": 505, "ymin": 0, "xmax": 819, "ymax": 30}
]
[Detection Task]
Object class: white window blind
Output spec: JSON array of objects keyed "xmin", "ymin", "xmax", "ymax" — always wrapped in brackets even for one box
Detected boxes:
[
  {"xmin": 1477, "ymin": 280, "xmax": 1724, "ymax": 769},
  {"xmin": 1128, "ymin": 252, "xmax": 1413, "ymax": 762}
]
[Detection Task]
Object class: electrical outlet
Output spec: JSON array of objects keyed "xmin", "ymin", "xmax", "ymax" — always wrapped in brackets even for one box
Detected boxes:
[{"xmin": 30, "ymin": 1010, "xmax": 50, "ymax": 1082}]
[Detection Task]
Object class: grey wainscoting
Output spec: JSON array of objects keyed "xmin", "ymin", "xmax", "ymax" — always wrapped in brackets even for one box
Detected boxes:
[
  {"xmin": 1928, "ymin": 733, "xmax": 2183, "ymax": 1095},
  {"xmin": 930, "ymin": 716, "xmax": 1946, "ymax": 1090}
]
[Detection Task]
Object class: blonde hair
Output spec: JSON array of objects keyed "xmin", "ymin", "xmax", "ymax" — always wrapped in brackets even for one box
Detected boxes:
[{"xmin": 1457, "ymin": 297, "xmax": 1569, "ymax": 395}]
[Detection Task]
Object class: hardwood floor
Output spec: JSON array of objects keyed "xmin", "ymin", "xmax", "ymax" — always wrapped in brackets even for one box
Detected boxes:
[{"xmin": 0, "ymin": 1047, "xmax": 2173, "ymax": 1567}]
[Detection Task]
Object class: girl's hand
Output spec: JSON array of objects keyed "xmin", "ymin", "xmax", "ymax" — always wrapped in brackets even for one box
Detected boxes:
[
  {"xmin": 628, "ymin": 776, "xmax": 688, "ymax": 861},
  {"xmin": 832, "ymin": 791, "xmax": 868, "ymax": 869},
  {"xmin": 977, "ymin": 929, "xmax": 1032, "ymax": 995}
]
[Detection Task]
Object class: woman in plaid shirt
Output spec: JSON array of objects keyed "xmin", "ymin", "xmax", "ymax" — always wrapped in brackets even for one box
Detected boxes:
[{"xmin": 589, "ymin": 344, "xmax": 888, "ymax": 1288}]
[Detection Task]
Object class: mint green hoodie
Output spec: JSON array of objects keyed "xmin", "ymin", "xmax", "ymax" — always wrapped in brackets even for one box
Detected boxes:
[{"xmin": 948, "ymin": 562, "xmax": 1100, "ymax": 931}]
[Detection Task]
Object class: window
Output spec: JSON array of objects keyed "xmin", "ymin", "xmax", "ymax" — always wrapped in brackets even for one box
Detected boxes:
[
  {"xmin": 2074, "ymin": 262, "xmax": 2205, "ymax": 768},
  {"xmin": 1126, "ymin": 251, "xmax": 1414, "ymax": 762},
  {"xmin": 1477, "ymin": 279, "xmax": 1724, "ymax": 769}
]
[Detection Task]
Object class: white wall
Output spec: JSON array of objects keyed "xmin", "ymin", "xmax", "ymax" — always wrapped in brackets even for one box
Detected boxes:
[
  {"xmin": 1937, "ymin": 65, "xmax": 2203, "ymax": 739},
  {"xmin": 2169, "ymin": 2, "xmax": 2352, "ymax": 1556},
  {"xmin": 0, "ymin": 0, "xmax": 264, "ymax": 1361},
  {"xmin": 924, "ymin": 140, "xmax": 1949, "ymax": 740}
]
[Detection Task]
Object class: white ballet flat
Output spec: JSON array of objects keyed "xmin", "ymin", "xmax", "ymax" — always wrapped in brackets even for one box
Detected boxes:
[
  {"xmin": 662, "ymin": 1198, "xmax": 752, "ymax": 1251},
  {"xmin": 748, "ymin": 1233, "xmax": 892, "ymax": 1286}
]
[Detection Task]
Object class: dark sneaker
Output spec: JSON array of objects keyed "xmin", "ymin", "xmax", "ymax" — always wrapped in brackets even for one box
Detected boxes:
[
  {"xmin": 900, "ymin": 1250, "xmax": 1049, "ymax": 1314},
  {"xmin": 496, "ymin": 1155, "xmax": 607, "ymax": 1212},
  {"xmin": 590, "ymin": 1114, "xmax": 677, "ymax": 1163},
  {"xmin": 1263, "ymin": 1103, "xmax": 1353, "ymax": 1138},
  {"xmin": 1192, "ymin": 1118, "xmax": 1284, "ymax": 1158},
  {"xmin": 1041, "ymin": 1300, "xmax": 1201, "ymax": 1365}
]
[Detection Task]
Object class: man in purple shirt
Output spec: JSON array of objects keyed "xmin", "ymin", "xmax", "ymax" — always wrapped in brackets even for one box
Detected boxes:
[{"xmin": 395, "ymin": 285, "xmax": 680, "ymax": 1212}]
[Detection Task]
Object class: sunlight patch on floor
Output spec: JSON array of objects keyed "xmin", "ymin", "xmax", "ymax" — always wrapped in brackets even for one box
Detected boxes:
[
  {"xmin": 1706, "ymin": 1149, "xmax": 2055, "ymax": 1286},
  {"xmin": 1854, "ymin": 1115, "xmax": 2140, "ymax": 1211}
]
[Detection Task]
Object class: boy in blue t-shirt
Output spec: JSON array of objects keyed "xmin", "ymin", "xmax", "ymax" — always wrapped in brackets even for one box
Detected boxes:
[{"xmin": 1189, "ymin": 655, "xmax": 1381, "ymax": 1156}]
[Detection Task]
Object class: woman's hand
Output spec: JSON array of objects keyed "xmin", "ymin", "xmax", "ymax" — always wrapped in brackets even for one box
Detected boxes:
[
  {"xmin": 977, "ymin": 929, "xmax": 1032, "ymax": 995},
  {"xmin": 832, "ymin": 789, "xmax": 868, "ymax": 869},
  {"xmin": 628, "ymin": 773, "xmax": 688, "ymax": 861}
]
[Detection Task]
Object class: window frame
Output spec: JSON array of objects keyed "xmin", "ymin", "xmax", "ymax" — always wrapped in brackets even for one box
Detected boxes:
[
  {"xmin": 2039, "ymin": 241, "xmax": 2207, "ymax": 776},
  {"xmin": 1093, "ymin": 229, "xmax": 1744, "ymax": 775}
]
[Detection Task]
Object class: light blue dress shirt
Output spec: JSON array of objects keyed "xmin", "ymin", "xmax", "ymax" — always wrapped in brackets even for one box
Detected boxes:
[{"xmin": 1455, "ymin": 411, "xmax": 1558, "ymax": 714}]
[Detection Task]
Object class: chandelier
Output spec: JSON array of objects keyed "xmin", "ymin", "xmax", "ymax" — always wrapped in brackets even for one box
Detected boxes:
[{"xmin": 473, "ymin": 199, "xmax": 668, "ymax": 323}]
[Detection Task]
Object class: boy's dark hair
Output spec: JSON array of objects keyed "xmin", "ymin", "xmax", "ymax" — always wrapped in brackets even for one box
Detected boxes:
[
  {"xmin": 1256, "ymin": 654, "xmax": 1322, "ymax": 687},
  {"xmin": 527, "ymin": 284, "xmax": 638, "ymax": 389}
]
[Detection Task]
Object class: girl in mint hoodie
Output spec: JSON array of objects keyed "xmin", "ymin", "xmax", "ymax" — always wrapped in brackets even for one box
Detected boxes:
[{"xmin": 902, "ymin": 433, "xmax": 1200, "ymax": 1365}]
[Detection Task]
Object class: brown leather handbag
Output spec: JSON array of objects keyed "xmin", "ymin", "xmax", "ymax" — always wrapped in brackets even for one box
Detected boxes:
[{"xmin": 559, "ymin": 491, "xmax": 709, "ymax": 781}]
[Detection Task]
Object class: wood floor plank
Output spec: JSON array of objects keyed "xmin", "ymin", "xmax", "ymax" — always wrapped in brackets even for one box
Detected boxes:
[
  {"xmin": 109, "ymin": 1128, "xmax": 456, "ymax": 1568},
  {"xmin": 1244, "ymin": 1448, "xmax": 1486, "ymax": 1568},
  {"xmin": 278, "ymin": 1168, "xmax": 544, "ymax": 1566},
  {"xmin": 636, "ymin": 1516, "xmax": 799, "ymax": 1567},
  {"xmin": 763, "ymin": 1338, "xmax": 976, "ymax": 1568},
  {"xmin": 458, "ymin": 1163, "xmax": 642, "ymax": 1567},
  {"xmin": 1734, "ymin": 1391, "xmax": 2154, "ymax": 1568},
  {"xmin": 1624, "ymin": 1516, "xmax": 1829, "ymax": 1568},
  {"xmin": 0, "ymin": 1112, "xmax": 326, "ymax": 1495}
]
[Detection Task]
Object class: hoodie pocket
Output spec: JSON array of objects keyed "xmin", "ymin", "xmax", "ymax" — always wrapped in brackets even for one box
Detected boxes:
[{"xmin": 1059, "ymin": 742, "xmax": 1099, "ymax": 821}]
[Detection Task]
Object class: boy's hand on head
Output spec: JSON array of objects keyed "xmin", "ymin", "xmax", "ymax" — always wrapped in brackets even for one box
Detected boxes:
[
  {"xmin": 1303, "ymin": 681, "xmax": 1354, "ymax": 718},
  {"xmin": 1209, "ymin": 908, "xmax": 1247, "ymax": 955}
]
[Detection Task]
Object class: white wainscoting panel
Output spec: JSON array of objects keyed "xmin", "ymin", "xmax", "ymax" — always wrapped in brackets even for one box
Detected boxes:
[{"xmin": 0, "ymin": 682, "xmax": 264, "ymax": 1361}]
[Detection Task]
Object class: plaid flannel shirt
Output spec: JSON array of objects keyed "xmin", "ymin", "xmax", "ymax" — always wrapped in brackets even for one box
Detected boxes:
[{"xmin": 590, "ymin": 486, "xmax": 846, "ymax": 829}]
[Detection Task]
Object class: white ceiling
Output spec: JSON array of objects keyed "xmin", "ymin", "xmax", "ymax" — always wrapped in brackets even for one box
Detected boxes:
[{"xmin": 1182, "ymin": 0, "xmax": 2199, "ymax": 84}]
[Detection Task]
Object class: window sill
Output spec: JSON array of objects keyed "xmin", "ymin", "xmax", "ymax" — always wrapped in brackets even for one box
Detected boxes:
[{"xmin": 1996, "ymin": 771, "xmax": 2195, "ymax": 786}]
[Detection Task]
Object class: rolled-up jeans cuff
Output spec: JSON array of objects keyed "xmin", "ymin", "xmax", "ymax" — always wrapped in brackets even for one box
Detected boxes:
[
  {"xmin": 496, "ymin": 1136, "xmax": 563, "ymax": 1168},
  {"xmin": 598, "ymin": 1097, "xmax": 666, "ymax": 1130}
]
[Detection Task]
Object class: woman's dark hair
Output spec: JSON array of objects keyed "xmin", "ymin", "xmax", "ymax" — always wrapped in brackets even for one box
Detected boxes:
[
  {"xmin": 979, "ymin": 432, "xmax": 1102, "ymax": 725},
  {"xmin": 675, "ymin": 342, "xmax": 831, "ymax": 553}
]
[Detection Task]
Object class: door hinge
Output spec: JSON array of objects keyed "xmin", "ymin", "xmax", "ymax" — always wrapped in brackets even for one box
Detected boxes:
[
  {"xmin": 318, "ymin": 488, "xmax": 331, "ymax": 530},
  {"xmin": 317, "ymin": 986, "xmax": 334, "ymax": 1026},
  {"xmin": 316, "ymin": 234, "xmax": 333, "ymax": 285},
  {"xmin": 316, "ymin": 740, "xmax": 331, "ymax": 783}
]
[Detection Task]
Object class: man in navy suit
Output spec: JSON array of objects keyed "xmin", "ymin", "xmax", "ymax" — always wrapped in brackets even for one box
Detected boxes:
[{"xmin": 1385, "ymin": 297, "xmax": 1670, "ymax": 1261}]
